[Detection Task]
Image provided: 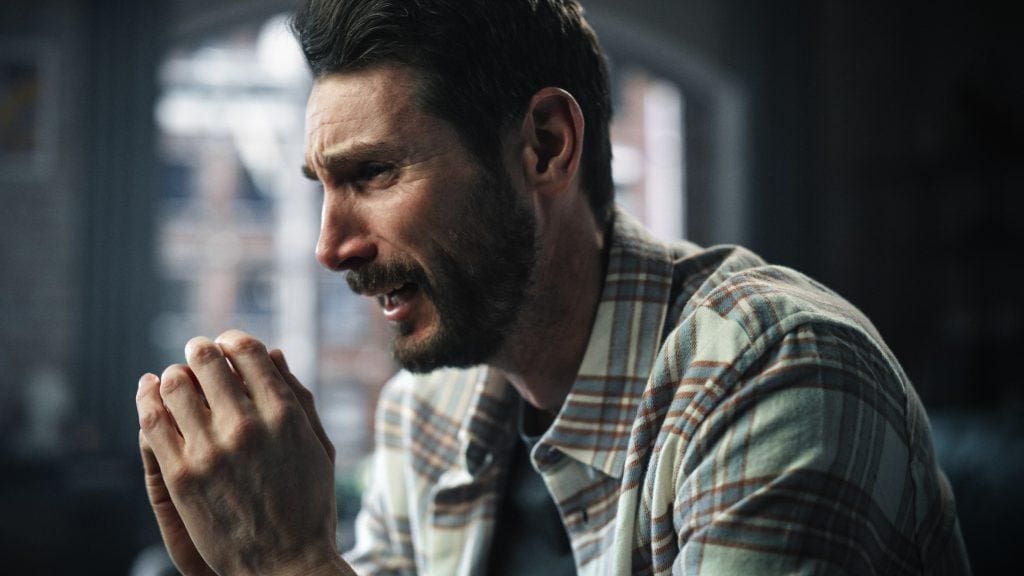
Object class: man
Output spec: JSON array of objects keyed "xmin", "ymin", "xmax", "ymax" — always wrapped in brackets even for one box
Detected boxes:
[{"xmin": 135, "ymin": 0, "xmax": 971, "ymax": 574}]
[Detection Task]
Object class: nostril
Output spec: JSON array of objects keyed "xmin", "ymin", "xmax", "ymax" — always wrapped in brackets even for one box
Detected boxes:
[
  {"xmin": 337, "ymin": 256, "xmax": 371, "ymax": 272},
  {"xmin": 316, "ymin": 236, "xmax": 377, "ymax": 272}
]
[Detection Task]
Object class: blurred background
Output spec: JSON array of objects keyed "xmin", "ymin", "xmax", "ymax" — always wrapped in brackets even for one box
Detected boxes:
[{"xmin": 1, "ymin": 0, "xmax": 1020, "ymax": 573}]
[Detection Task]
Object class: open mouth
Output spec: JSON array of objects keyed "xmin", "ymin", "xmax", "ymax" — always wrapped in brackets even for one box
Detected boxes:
[{"xmin": 378, "ymin": 282, "xmax": 420, "ymax": 321}]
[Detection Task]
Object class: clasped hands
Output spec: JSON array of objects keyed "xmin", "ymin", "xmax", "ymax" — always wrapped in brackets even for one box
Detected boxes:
[{"xmin": 136, "ymin": 329, "xmax": 355, "ymax": 576}]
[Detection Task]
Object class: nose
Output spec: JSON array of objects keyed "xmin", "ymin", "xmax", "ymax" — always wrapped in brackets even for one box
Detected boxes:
[{"xmin": 315, "ymin": 201, "xmax": 378, "ymax": 272}]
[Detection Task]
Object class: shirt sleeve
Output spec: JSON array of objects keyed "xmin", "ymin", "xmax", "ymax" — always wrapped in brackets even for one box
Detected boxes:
[
  {"xmin": 344, "ymin": 375, "xmax": 419, "ymax": 576},
  {"xmin": 669, "ymin": 322, "xmax": 969, "ymax": 575},
  {"xmin": 344, "ymin": 467, "xmax": 416, "ymax": 575}
]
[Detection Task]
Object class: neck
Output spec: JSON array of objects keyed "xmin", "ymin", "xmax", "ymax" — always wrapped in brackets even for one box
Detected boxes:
[{"xmin": 492, "ymin": 198, "xmax": 608, "ymax": 423}]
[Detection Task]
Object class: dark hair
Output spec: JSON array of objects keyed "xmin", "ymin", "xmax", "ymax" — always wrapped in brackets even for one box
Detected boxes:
[{"xmin": 292, "ymin": 0, "xmax": 614, "ymax": 228}]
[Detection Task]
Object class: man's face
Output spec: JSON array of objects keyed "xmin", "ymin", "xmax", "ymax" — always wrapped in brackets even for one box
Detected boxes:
[{"xmin": 304, "ymin": 66, "xmax": 537, "ymax": 372}]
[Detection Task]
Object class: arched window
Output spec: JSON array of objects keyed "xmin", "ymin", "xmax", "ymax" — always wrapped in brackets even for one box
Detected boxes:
[{"xmin": 593, "ymin": 10, "xmax": 748, "ymax": 246}]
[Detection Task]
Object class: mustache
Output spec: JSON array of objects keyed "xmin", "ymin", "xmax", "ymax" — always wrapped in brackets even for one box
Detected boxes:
[{"xmin": 345, "ymin": 260, "xmax": 431, "ymax": 296}]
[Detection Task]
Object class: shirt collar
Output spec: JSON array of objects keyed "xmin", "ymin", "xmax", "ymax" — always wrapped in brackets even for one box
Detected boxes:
[
  {"xmin": 540, "ymin": 208, "xmax": 676, "ymax": 478},
  {"xmin": 457, "ymin": 366, "xmax": 518, "ymax": 478}
]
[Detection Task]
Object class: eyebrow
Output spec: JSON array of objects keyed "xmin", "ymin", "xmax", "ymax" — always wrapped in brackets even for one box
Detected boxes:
[{"xmin": 301, "ymin": 141, "xmax": 406, "ymax": 182}]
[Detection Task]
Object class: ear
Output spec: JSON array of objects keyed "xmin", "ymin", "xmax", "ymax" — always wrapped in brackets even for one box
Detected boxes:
[{"xmin": 518, "ymin": 87, "xmax": 585, "ymax": 197}]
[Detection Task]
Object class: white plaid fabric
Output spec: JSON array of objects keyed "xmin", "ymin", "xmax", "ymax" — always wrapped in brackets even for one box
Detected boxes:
[{"xmin": 345, "ymin": 209, "xmax": 970, "ymax": 575}]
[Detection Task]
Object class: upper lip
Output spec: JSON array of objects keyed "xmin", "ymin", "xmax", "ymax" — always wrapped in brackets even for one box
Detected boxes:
[{"xmin": 364, "ymin": 282, "xmax": 411, "ymax": 298}]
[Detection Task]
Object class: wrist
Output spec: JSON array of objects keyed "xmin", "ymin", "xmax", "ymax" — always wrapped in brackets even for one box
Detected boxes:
[{"xmin": 275, "ymin": 544, "xmax": 353, "ymax": 576}]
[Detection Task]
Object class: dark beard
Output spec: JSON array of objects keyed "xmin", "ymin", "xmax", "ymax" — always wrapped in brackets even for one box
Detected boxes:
[{"xmin": 345, "ymin": 167, "xmax": 537, "ymax": 373}]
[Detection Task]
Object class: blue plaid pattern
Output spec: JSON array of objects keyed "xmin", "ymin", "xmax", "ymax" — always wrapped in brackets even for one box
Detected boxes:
[{"xmin": 345, "ymin": 209, "xmax": 970, "ymax": 575}]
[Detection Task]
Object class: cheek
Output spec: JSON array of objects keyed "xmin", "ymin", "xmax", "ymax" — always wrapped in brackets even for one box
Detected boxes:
[
  {"xmin": 374, "ymin": 157, "xmax": 483, "ymax": 261},
  {"xmin": 364, "ymin": 181, "xmax": 447, "ymax": 265},
  {"xmin": 396, "ymin": 181, "xmax": 459, "ymax": 242}
]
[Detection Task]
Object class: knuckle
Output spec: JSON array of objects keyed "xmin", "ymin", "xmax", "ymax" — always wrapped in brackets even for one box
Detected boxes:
[
  {"xmin": 139, "ymin": 408, "xmax": 163, "ymax": 431},
  {"xmin": 265, "ymin": 381, "xmax": 295, "ymax": 406},
  {"xmin": 229, "ymin": 335, "xmax": 266, "ymax": 357},
  {"xmin": 224, "ymin": 417, "xmax": 259, "ymax": 449},
  {"xmin": 267, "ymin": 401, "xmax": 303, "ymax": 430},
  {"xmin": 187, "ymin": 443, "xmax": 223, "ymax": 474},
  {"xmin": 158, "ymin": 377, "xmax": 181, "ymax": 397},
  {"xmin": 159, "ymin": 365, "xmax": 189, "ymax": 395},
  {"xmin": 136, "ymin": 373, "xmax": 157, "ymax": 399},
  {"xmin": 186, "ymin": 338, "xmax": 222, "ymax": 366},
  {"xmin": 164, "ymin": 462, "xmax": 195, "ymax": 488}
]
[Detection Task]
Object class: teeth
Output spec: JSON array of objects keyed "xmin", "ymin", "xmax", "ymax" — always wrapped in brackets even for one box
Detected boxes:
[
  {"xmin": 383, "ymin": 286, "xmax": 403, "ymax": 309},
  {"xmin": 389, "ymin": 290, "xmax": 404, "ymax": 306},
  {"xmin": 378, "ymin": 283, "xmax": 414, "ymax": 310}
]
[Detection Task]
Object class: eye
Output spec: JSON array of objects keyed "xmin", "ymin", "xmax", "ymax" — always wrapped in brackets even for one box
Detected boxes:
[{"xmin": 355, "ymin": 162, "xmax": 394, "ymax": 183}]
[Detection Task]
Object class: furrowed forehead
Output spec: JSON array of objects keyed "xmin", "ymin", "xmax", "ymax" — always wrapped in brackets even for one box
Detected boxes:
[
  {"xmin": 300, "ymin": 66, "xmax": 468, "ymax": 181},
  {"xmin": 304, "ymin": 67, "xmax": 426, "ymax": 142},
  {"xmin": 303, "ymin": 70, "xmax": 405, "ymax": 166},
  {"xmin": 302, "ymin": 140, "xmax": 408, "ymax": 181}
]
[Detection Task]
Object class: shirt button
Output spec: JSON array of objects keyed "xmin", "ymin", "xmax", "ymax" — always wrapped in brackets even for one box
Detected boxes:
[
  {"xmin": 467, "ymin": 442, "xmax": 490, "ymax": 465},
  {"xmin": 541, "ymin": 448, "xmax": 562, "ymax": 465}
]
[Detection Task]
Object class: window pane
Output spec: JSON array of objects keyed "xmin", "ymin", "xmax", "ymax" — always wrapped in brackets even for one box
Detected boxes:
[{"xmin": 152, "ymin": 13, "xmax": 397, "ymax": 550}]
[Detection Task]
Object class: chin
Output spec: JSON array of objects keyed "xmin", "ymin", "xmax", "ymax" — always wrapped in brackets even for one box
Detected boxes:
[
  {"xmin": 391, "ymin": 323, "xmax": 503, "ymax": 374},
  {"xmin": 390, "ymin": 324, "xmax": 446, "ymax": 373}
]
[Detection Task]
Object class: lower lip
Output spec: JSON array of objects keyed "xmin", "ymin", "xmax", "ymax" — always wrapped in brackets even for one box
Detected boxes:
[{"xmin": 381, "ymin": 285, "xmax": 420, "ymax": 323}]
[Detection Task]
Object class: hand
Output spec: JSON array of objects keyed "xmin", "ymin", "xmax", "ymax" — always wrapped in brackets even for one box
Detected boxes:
[
  {"xmin": 136, "ymin": 329, "xmax": 354, "ymax": 576},
  {"xmin": 139, "ymin": 431, "xmax": 217, "ymax": 576}
]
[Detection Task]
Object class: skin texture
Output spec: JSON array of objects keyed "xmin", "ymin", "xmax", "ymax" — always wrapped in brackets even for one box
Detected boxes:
[
  {"xmin": 137, "ymin": 333, "xmax": 352, "ymax": 576},
  {"xmin": 310, "ymin": 66, "xmax": 538, "ymax": 373},
  {"xmin": 138, "ymin": 65, "xmax": 606, "ymax": 575}
]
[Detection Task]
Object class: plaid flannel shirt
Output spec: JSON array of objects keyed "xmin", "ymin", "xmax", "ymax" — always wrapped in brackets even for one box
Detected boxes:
[{"xmin": 345, "ymin": 209, "xmax": 971, "ymax": 575}]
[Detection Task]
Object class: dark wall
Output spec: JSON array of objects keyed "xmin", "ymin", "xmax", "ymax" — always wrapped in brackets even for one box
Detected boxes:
[
  {"xmin": 1, "ymin": 0, "xmax": 165, "ymax": 456},
  {"xmin": 1, "ymin": 1, "xmax": 165, "ymax": 573},
  {"xmin": 806, "ymin": 9, "xmax": 1024, "ymax": 567},
  {"xmin": 584, "ymin": 3, "xmax": 1022, "ymax": 570},
  {"xmin": 0, "ymin": 0, "xmax": 86, "ymax": 456},
  {"xmin": 812, "ymin": 1, "xmax": 1023, "ymax": 407},
  {"xmin": 1, "ymin": 0, "xmax": 1019, "ymax": 573},
  {"xmin": 589, "ymin": 0, "xmax": 1023, "ymax": 409}
]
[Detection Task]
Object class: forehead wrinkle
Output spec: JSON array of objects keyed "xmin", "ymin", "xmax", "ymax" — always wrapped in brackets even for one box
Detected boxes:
[
  {"xmin": 307, "ymin": 95, "xmax": 397, "ymax": 144},
  {"xmin": 307, "ymin": 130, "xmax": 400, "ymax": 180},
  {"xmin": 308, "ymin": 111, "xmax": 439, "ymax": 172},
  {"xmin": 303, "ymin": 67, "xmax": 464, "ymax": 179},
  {"xmin": 305, "ymin": 112, "xmax": 371, "ymax": 172},
  {"xmin": 321, "ymin": 140, "xmax": 406, "ymax": 163}
]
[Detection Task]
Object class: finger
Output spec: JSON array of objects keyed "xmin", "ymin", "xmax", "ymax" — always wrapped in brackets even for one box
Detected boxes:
[
  {"xmin": 271, "ymin": 348, "xmax": 336, "ymax": 463},
  {"xmin": 215, "ymin": 330, "xmax": 294, "ymax": 415},
  {"xmin": 140, "ymin": 430, "xmax": 159, "ymax": 476},
  {"xmin": 137, "ymin": 373, "xmax": 184, "ymax": 461},
  {"xmin": 185, "ymin": 336, "xmax": 254, "ymax": 421},
  {"xmin": 158, "ymin": 365, "xmax": 212, "ymax": 445},
  {"xmin": 140, "ymin": 430, "xmax": 218, "ymax": 576},
  {"xmin": 139, "ymin": 430, "xmax": 171, "ymax": 500}
]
